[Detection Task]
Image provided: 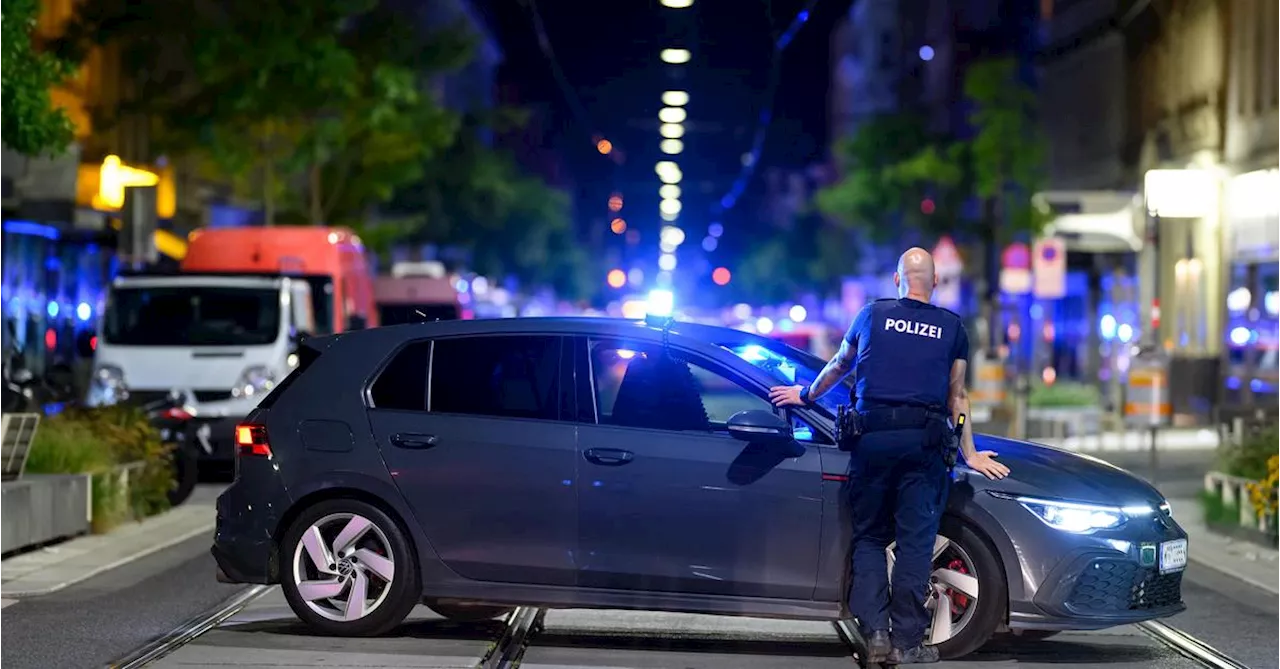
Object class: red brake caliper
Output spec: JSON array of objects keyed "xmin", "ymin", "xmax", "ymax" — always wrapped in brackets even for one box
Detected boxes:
[{"xmin": 945, "ymin": 559, "xmax": 970, "ymax": 614}]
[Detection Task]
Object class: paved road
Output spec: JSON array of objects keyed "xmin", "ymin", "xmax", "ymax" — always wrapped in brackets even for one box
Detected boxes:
[
  {"xmin": 0, "ymin": 486, "xmax": 233, "ymax": 669},
  {"xmin": 151, "ymin": 587, "xmax": 1224, "ymax": 668}
]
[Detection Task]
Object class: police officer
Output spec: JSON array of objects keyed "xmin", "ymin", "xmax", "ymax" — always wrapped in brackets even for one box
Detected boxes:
[{"xmin": 771, "ymin": 247, "xmax": 1009, "ymax": 665}]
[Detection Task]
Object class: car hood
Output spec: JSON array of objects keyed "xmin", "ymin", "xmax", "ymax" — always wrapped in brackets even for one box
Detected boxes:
[{"xmin": 972, "ymin": 434, "xmax": 1165, "ymax": 507}]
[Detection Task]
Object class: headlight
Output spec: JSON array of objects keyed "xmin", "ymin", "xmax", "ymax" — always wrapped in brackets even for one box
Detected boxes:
[
  {"xmin": 90, "ymin": 364, "xmax": 128, "ymax": 405},
  {"xmin": 232, "ymin": 366, "xmax": 276, "ymax": 398},
  {"xmin": 1013, "ymin": 495, "xmax": 1129, "ymax": 533}
]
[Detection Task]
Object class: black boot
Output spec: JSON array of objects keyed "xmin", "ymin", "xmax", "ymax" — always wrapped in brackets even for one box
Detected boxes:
[
  {"xmin": 866, "ymin": 630, "xmax": 891, "ymax": 664},
  {"xmin": 885, "ymin": 644, "xmax": 940, "ymax": 664}
]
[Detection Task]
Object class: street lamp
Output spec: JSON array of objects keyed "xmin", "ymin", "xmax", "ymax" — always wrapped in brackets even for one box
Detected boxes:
[
  {"xmin": 659, "ymin": 199, "xmax": 682, "ymax": 216},
  {"xmin": 660, "ymin": 123, "xmax": 685, "ymax": 139},
  {"xmin": 662, "ymin": 91, "xmax": 689, "ymax": 106},
  {"xmin": 659, "ymin": 184, "xmax": 681, "ymax": 199},
  {"xmin": 659, "ymin": 0, "xmax": 693, "ymax": 7},
  {"xmin": 658, "ymin": 107, "xmax": 687, "ymax": 124},
  {"xmin": 660, "ymin": 48, "xmax": 691, "ymax": 64},
  {"xmin": 660, "ymin": 139, "xmax": 684, "ymax": 155}
]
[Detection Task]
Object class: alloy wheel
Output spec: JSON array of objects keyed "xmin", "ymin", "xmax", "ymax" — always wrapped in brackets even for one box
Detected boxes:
[
  {"xmin": 885, "ymin": 534, "xmax": 981, "ymax": 645},
  {"xmin": 291, "ymin": 512, "xmax": 397, "ymax": 622}
]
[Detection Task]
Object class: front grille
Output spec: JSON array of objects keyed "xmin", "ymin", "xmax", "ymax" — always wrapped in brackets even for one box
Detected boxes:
[{"xmin": 1065, "ymin": 559, "xmax": 1183, "ymax": 614}]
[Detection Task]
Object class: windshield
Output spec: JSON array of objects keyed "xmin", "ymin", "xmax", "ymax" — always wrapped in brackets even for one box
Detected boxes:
[
  {"xmin": 104, "ymin": 285, "xmax": 282, "ymax": 346},
  {"xmin": 724, "ymin": 342, "xmax": 851, "ymax": 416}
]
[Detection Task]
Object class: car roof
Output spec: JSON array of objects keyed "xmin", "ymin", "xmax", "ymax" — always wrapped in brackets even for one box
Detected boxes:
[{"xmin": 313, "ymin": 316, "xmax": 783, "ymax": 355}]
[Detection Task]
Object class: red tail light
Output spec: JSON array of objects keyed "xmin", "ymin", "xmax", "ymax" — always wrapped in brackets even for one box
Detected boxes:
[
  {"xmin": 162, "ymin": 407, "xmax": 193, "ymax": 421},
  {"xmin": 235, "ymin": 423, "xmax": 272, "ymax": 458}
]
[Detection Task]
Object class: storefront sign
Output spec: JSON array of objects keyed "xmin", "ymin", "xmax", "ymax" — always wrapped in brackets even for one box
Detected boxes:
[{"xmin": 76, "ymin": 155, "xmax": 176, "ymax": 219}]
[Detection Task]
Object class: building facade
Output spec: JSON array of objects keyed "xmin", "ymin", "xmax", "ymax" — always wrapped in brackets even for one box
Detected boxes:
[
  {"xmin": 1039, "ymin": 0, "xmax": 1278, "ymax": 420},
  {"xmin": 1220, "ymin": 0, "xmax": 1278, "ymax": 414}
]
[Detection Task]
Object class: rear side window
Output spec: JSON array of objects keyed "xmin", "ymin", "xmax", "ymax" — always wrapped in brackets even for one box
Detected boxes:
[
  {"xmin": 257, "ymin": 345, "xmax": 322, "ymax": 410},
  {"xmin": 370, "ymin": 341, "xmax": 432, "ymax": 411},
  {"xmin": 430, "ymin": 336, "xmax": 562, "ymax": 421}
]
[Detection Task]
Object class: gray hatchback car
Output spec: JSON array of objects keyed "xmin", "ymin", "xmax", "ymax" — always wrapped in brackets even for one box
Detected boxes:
[{"xmin": 213, "ymin": 317, "xmax": 1188, "ymax": 659}]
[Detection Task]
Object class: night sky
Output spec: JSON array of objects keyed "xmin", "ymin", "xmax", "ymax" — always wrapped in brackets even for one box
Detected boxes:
[{"xmin": 474, "ymin": 0, "xmax": 855, "ymax": 270}]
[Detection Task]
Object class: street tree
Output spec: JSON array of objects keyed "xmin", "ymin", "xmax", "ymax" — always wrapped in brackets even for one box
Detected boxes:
[
  {"xmin": 387, "ymin": 114, "xmax": 592, "ymax": 299},
  {"xmin": 962, "ymin": 57, "xmax": 1052, "ymax": 350},
  {"xmin": 57, "ymin": 0, "xmax": 469, "ymax": 226},
  {"xmin": 2, "ymin": 0, "xmax": 76, "ymax": 156},
  {"xmin": 815, "ymin": 114, "xmax": 964, "ymax": 245}
]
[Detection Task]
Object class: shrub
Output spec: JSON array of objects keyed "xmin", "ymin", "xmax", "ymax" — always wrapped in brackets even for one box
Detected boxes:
[
  {"xmin": 1245, "ymin": 454, "xmax": 1279, "ymax": 523},
  {"xmin": 1028, "ymin": 382, "xmax": 1101, "ymax": 408},
  {"xmin": 24, "ymin": 406, "xmax": 173, "ymax": 532},
  {"xmin": 1218, "ymin": 423, "xmax": 1279, "ymax": 481}
]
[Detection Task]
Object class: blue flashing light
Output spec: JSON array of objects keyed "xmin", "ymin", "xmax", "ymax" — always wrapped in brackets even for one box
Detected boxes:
[
  {"xmin": 3, "ymin": 221, "xmax": 59, "ymax": 240},
  {"xmin": 47, "ymin": 301, "xmax": 59, "ymax": 318},
  {"xmin": 708, "ymin": 223, "xmax": 724, "ymax": 237},
  {"xmin": 76, "ymin": 302, "xmax": 92, "ymax": 322},
  {"xmin": 1226, "ymin": 376, "xmax": 1241, "ymax": 390},
  {"xmin": 1116, "ymin": 323, "xmax": 1134, "ymax": 343},
  {"xmin": 646, "ymin": 289, "xmax": 674, "ymax": 318},
  {"xmin": 702, "ymin": 236, "xmax": 718, "ymax": 252},
  {"xmin": 1229, "ymin": 327, "xmax": 1252, "ymax": 346},
  {"xmin": 919, "ymin": 45, "xmax": 935, "ymax": 61},
  {"xmin": 1099, "ymin": 314, "xmax": 1117, "ymax": 340},
  {"xmin": 1030, "ymin": 303, "xmax": 1044, "ymax": 320}
]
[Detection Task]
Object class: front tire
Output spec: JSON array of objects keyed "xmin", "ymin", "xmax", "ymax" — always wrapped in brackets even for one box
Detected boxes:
[
  {"xmin": 279, "ymin": 499, "xmax": 421, "ymax": 636},
  {"xmin": 887, "ymin": 519, "xmax": 1007, "ymax": 660}
]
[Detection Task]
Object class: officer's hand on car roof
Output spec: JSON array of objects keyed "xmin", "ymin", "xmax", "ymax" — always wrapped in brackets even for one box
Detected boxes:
[
  {"xmin": 768, "ymin": 385, "xmax": 805, "ymax": 407},
  {"xmin": 966, "ymin": 450, "xmax": 1010, "ymax": 480}
]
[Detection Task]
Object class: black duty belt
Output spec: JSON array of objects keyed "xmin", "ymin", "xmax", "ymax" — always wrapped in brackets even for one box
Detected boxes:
[
  {"xmin": 835, "ymin": 404, "xmax": 950, "ymax": 451},
  {"xmin": 859, "ymin": 406, "xmax": 948, "ymax": 433}
]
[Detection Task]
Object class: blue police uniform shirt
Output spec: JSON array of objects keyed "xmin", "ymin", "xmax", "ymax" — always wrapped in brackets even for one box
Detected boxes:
[{"xmin": 844, "ymin": 298, "xmax": 969, "ymax": 411}]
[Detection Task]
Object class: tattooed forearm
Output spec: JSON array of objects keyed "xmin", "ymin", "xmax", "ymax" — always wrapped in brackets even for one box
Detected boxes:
[{"xmin": 807, "ymin": 340, "xmax": 856, "ymax": 401}]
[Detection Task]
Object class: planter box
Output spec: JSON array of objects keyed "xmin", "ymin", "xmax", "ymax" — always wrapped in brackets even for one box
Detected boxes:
[
  {"xmin": 1203, "ymin": 470, "xmax": 1278, "ymax": 545},
  {"xmin": 1, "ymin": 474, "xmax": 92, "ymax": 554}
]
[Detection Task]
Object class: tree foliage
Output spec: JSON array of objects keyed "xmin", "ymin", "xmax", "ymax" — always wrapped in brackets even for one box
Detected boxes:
[
  {"xmin": 2, "ymin": 0, "xmax": 76, "ymax": 156},
  {"xmin": 58, "ymin": 0, "xmax": 471, "ymax": 225},
  {"xmin": 815, "ymin": 57, "xmax": 1050, "ymax": 249},
  {"xmin": 386, "ymin": 114, "xmax": 592, "ymax": 300}
]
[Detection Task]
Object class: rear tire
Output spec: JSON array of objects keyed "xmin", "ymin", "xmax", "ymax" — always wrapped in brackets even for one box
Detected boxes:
[
  {"xmin": 280, "ymin": 498, "xmax": 420, "ymax": 636},
  {"xmin": 425, "ymin": 601, "xmax": 514, "ymax": 622},
  {"xmin": 167, "ymin": 441, "xmax": 198, "ymax": 506}
]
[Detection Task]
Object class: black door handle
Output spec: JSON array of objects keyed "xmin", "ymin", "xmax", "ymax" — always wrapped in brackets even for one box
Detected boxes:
[
  {"xmin": 391, "ymin": 433, "xmax": 438, "ymax": 449},
  {"xmin": 584, "ymin": 448, "xmax": 634, "ymax": 466}
]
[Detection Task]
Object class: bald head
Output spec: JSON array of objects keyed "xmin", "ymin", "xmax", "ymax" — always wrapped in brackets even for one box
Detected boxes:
[{"xmin": 895, "ymin": 247, "xmax": 937, "ymax": 300}]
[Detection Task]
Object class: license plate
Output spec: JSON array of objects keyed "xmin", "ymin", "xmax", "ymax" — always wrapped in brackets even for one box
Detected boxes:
[{"xmin": 1160, "ymin": 539, "xmax": 1188, "ymax": 573}]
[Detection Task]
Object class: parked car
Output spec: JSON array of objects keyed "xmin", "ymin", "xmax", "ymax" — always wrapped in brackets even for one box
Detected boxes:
[{"xmin": 211, "ymin": 317, "xmax": 1187, "ymax": 659}]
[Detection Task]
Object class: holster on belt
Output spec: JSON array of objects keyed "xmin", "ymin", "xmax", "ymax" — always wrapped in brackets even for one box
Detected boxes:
[{"xmin": 839, "ymin": 405, "xmax": 951, "ymax": 454}]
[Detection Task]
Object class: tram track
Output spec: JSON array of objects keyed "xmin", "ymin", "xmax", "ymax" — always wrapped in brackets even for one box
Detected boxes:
[{"xmin": 108, "ymin": 586, "xmax": 1253, "ymax": 669}]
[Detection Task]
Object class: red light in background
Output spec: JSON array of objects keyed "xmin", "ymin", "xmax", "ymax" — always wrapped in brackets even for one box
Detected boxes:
[
  {"xmin": 44, "ymin": 329, "xmax": 56, "ymax": 349},
  {"xmin": 90, "ymin": 335, "xmax": 98, "ymax": 350},
  {"xmin": 712, "ymin": 267, "xmax": 732, "ymax": 286},
  {"xmin": 921, "ymin": 198, "xmax": 936, "ymax": 215}
]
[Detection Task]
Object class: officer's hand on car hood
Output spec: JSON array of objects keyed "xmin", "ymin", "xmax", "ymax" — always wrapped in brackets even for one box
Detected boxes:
[{"xmin": 966, "ymin": 450, "xmax": 1010, "ymax": 480}]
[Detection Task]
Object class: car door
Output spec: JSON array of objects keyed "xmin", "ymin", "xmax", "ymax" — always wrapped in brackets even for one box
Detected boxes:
[
  {"xmin": 365, "ymin": 334, "xmax": 579, "ymax": 587},
  {"xmin": 573, "ymin": 336, "xmax": 824, "ymax": 600}
]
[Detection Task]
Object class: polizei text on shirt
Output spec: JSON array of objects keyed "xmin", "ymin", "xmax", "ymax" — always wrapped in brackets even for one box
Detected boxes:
[{"xmin": 885, "ymin": 318, "xmax": 944, "ymax": 340}]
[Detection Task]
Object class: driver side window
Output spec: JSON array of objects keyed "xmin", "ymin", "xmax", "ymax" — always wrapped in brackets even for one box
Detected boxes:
[{"xmin": 590, "ymin": 341, "xmax": 771, "ymax": 434}]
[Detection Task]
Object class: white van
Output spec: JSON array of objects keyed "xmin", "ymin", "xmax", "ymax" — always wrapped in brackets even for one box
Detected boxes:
[{"xmin": 89, "ymin": 274, "xmax": 316, "ymax": 428}]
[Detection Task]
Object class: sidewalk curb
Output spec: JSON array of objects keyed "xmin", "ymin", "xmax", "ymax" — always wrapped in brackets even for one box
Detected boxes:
[
  {"xmin": 1188, "ymin": 550, "xmax": 1279, "ymax": 596},
  {"xmin": 2, "ymin": 511, "xmax": 215, "ymax": 598}
]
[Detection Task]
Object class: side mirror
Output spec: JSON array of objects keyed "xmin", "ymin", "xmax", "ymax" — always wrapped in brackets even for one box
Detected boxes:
[
  {"xmin": 75, "ymin": 331, "xmax": 96, "ymax": 358},
  {"xmin": 726, "ymin": 410, "xmax": 793, "ymax": 444}
]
